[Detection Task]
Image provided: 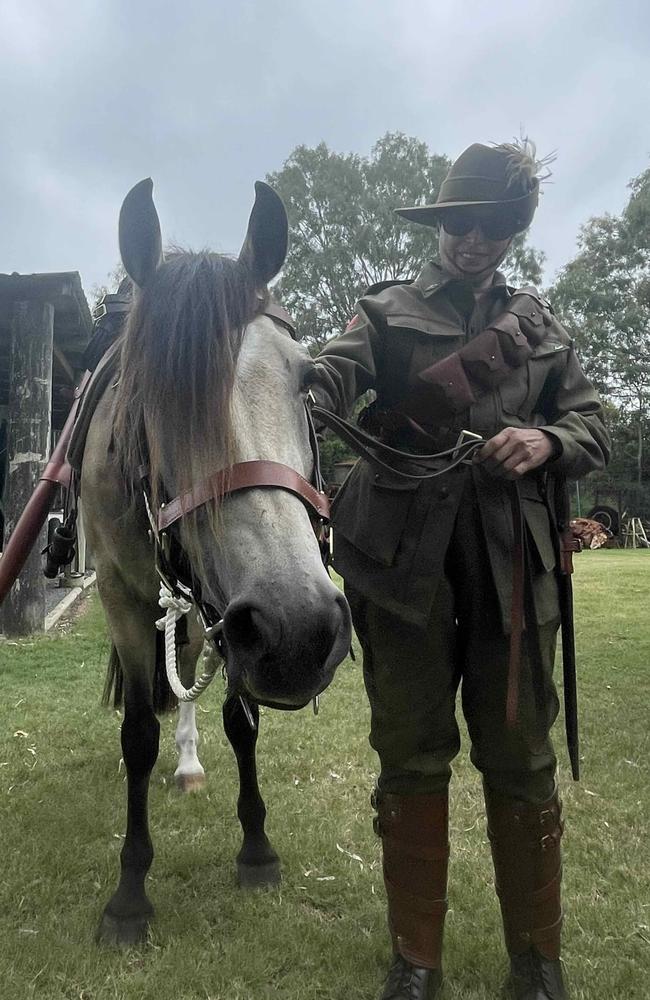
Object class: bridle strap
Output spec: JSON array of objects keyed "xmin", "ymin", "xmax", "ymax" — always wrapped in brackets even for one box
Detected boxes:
[
  {"xmin": 158, "ymin": 459, "xmax": 330, "ymax": 532},
  {"xmin": 263, "ymin": 302, "xmax": 298, "ymax": 340}
]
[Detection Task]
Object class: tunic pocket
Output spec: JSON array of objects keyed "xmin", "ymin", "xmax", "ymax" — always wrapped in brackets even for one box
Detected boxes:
[
  {"xmin": 331, "ymin": 459, "xmax": 420, "ymax": 567},
  {"xmin": 522, "ymin": 494, "xmax": 556, "ymax": 573},
  {"xmin": 499, "ymin": 345, "xmax": 569, "ymax": 421}
]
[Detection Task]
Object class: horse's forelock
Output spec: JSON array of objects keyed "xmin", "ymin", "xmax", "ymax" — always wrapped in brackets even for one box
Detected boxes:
[{"xmin": 113, "ymin": 250, "xmax": 264, "ymax": 563}]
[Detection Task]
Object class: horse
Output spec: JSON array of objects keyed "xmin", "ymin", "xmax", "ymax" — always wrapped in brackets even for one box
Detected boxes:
[{"xmin": 80, "ymin": 178, "xmax": 352, "ymax": 947}]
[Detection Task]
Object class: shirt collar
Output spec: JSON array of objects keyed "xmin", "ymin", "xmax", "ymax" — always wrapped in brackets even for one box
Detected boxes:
[{"xmin": 414, "ymin": 261, "xmax": 509, "ymax": 300}]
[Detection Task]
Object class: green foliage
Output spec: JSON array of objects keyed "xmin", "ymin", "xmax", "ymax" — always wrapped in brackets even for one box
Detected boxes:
[
  {"xmin": 318, "ymin": 433, "xmax": 354, "ymax": 483},
  {"xmin": 584, "ymin": 402, "xmax": 650, "ymax": 518},
  {"xmin": 90, "ymin": 261, "xmax": 127, "ymax": 310},
  {"xmin": 268, "ymin": 134, "xmax": 545, "ymax": 351},
  {"xmin": 550, "ymin": 162, "xmax": 650, "ymax": 512}
]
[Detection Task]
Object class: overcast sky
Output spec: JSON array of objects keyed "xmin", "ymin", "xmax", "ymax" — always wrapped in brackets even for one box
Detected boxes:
[{"xmin": 1, "ymin": 0, "xmax": 648, "ymax": 303}]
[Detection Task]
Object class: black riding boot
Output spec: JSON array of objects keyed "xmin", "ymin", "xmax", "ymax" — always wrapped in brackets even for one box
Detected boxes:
[
  {"xmin": 484, "ymin": 784, "xmax": 568, "ymax": 1000},
  {"xmin": 373, "ymin": 790, "xmax": 449, "ymax": 1000}
]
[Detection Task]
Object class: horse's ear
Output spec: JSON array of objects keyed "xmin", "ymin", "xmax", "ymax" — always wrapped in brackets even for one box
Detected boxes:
[
  {"xmin": 118, "ymin": 178, "xmax": 163, "ymax": 288},
  {"xmin": 239, "ymin": 181, "xmax": 288, "ymax": 287}
]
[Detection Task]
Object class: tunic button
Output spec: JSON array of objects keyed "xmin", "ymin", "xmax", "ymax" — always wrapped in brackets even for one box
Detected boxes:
[
  {"xmin": 438, "ymin": 486, "xmax": 450, "ymax": 500},
  {"xmin": 374, "ymin": 474, "xmax": 381, "ymax": 483}
]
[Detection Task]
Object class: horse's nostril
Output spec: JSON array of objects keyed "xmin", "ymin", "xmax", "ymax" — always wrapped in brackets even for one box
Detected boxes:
[{"xmin": 224, "ymin": 602, "xmax": 276, "ymax": 654}]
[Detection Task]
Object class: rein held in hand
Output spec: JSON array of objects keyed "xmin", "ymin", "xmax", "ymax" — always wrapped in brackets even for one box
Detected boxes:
[{"xmin": 310, "ymin": 405, "xmax": 559, "ymax": 764}]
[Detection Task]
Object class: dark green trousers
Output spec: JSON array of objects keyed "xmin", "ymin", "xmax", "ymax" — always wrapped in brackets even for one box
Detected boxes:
[{"xmin": 346, "ymin": 481, "xmax": 561, "ymax": 804}]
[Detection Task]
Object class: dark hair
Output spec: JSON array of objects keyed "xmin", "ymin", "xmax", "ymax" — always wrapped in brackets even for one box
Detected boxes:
[{"xmin": 113, "ymin": 249, "xmax": 266, "ymax": 563}]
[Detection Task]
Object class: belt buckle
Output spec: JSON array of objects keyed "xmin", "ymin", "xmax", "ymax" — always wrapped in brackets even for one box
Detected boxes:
[{"xmin": 452, "ymin": 429, "xmax": 483, "ymax": 464}]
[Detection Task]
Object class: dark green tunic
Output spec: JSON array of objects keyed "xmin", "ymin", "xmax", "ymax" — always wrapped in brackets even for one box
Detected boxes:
[
  {"xmin": 314, "ymin": 263, "xmax": 609, "ymax": 801},
  {"xmin": 315, "ymin": 263, "xmax": 609, "ymax": 632}
]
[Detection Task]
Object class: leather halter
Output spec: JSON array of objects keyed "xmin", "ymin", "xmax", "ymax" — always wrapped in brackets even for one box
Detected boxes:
[{"xmin": 158, "ymin": 458, "xmax": 329, "ymax": 532}]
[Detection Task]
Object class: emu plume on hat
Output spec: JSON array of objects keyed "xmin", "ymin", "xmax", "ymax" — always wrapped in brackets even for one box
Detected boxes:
[{"xmin": 396, "ymin": 138, "xmax": 555, "ymax": 230}]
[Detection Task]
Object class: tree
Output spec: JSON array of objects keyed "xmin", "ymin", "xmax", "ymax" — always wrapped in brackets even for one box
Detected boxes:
[
  {"xmin": 267, "ymin": 133, "xmax": 545, "ymax": 351},
  {"xmin": 90, "ymin": 262, "xmax": 127, "ymax": 310},
  {"xmin": 551, "ymin": 164, "xmax": 650, "ymax": 513}
]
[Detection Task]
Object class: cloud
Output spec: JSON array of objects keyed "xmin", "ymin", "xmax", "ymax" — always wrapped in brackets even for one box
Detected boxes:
[{"xmin": 0, "ymin": 0, "xmax": 648, "ymax": 299}]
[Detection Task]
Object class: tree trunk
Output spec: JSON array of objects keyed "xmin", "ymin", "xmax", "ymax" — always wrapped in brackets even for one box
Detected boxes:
[{"xmin": 1, "ymin": 301, "xmax": 54, "ymax": 635}]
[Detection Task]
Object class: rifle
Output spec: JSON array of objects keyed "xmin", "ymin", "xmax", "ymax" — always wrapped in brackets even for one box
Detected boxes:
[{"xmin": 0, "ymin": 371, "xmax": 91, "ymax": 605}]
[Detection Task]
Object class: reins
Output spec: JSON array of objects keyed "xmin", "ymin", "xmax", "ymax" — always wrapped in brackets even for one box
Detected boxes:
[
  {"xmin": 310, "ymin": 404, "xmax": 548, "ymax": 741},
  {"xmin": 310, "ymin": 405, "xmax": 485, "ymax": 480}
]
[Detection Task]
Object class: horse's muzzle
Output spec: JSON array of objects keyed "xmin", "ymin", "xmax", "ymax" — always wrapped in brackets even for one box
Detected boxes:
[{"xmin": 221, "ymin": 585, "xmax": 351, "ymax": 707}]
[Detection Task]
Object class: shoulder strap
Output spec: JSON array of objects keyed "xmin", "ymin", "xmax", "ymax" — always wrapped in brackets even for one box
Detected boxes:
[{"xmin": 362, "ymin": 277, "xmax": 414, "ymax": 297}]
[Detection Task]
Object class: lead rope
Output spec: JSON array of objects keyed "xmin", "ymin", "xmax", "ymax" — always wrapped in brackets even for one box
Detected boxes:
[{"xmin": 155, "ymin": 584, "xmax": 220, "ymax": 702}]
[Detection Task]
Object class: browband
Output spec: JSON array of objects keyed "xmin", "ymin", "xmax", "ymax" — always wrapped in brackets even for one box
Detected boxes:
[{"xmin": 158, "ymin": 460, "xmax": 329, "ymax": 532}]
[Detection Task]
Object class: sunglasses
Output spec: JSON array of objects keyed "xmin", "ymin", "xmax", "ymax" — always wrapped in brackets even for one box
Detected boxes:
[{"xmin": 438, "ymin": 208, "xmax": 524, "ymax": 241}]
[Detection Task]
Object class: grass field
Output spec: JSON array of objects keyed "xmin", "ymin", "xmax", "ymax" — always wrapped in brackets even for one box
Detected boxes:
[{"xmin": 0, "ymin": 551, "xmax": 648, "ymax": 999}]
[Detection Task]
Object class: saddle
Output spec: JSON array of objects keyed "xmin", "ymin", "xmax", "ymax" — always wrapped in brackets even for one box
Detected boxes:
[{"xmin": 67, "ymin": 337, "xmax": 123, "ymax": 477}]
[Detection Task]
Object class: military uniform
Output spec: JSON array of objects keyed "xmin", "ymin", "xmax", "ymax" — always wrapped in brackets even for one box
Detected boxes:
[
  {"xmin": 314, "ymin": 255, "xmax": 609, "ymax": 998},
  {"xmin": 316, "ymin": 258, "xmax": 608, "ymax": 787}
]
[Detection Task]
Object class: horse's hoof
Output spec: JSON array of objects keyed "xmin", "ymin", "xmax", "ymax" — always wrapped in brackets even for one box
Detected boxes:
[
  {"xmin": 95, "ymin": 910, "xmax": 151, "ymax": 948},
  {"xmin": 237, "ymin": 859, "xmax": 282, "ymax": 889},
  {"xmin": 175, "ymin": 771, "xmax": 206, "ymax": 793}
]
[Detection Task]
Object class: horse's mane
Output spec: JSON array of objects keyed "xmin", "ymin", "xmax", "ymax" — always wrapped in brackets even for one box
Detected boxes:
[{"xmin": 113, "ymin": 250, "xmax": 265, "ymax": 565}]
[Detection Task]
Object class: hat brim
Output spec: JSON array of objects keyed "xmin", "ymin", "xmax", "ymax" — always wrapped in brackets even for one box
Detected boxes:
[{"xmin": 395, "ymin": 189, "xmax": 538, "ymax": 229}]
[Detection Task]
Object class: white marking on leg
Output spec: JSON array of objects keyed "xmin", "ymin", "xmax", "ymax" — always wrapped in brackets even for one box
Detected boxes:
[{"xmin": 174, "ymin": 701, "xmax": 205, "ymax": 789}]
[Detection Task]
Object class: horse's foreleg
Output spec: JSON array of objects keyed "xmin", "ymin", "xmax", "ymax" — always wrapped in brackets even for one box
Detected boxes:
[
  {"xmin": 222, "ymin": 696, "xmax": 280, "ymax": 888},
  {"xmin": 97, "ymin": 677, "xmax": 159, "ymax": 946},
  {"xmin": 174, "ymin": 620, "xmax": 207, "ymax": 792},
  {"xmin": 174, "ymin": 701, "xmax": 206, "ymax": 792}
]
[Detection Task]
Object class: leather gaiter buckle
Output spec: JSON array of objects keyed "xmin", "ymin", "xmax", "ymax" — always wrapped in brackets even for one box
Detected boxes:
[
  {"xmin": 373, "ymin": 790, "xmax": 450, "ymax": 969},
  {"xmin": 484, "ymin": 785, "xmax": 564, "ymax": 961}
]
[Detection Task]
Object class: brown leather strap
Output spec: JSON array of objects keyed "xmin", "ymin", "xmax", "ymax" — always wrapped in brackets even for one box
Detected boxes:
[
  {"xmin": 485, "ymin": 787, "xmax": 564, "ymax": 960},
  {"xmin": 507, "ymin": 488, "xmax": 526, "ymax": 728},
  {"xmin": 158, "ymin": 460, "xmax": 329, "ymax": 531},
  {"xmin": 263, "ymin": 302, "xmax": 298, "ymax": 339},
  {"xmin": 376, "ymin": 791, "xmax": 449, "ymax": 969},
  {"xmin": 560, "ymin": 531, "xmax": 582, "ymax": 574},
  {"xmin": 40, "ymin": 369, "xmax": 93, "ymax": 488}
]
